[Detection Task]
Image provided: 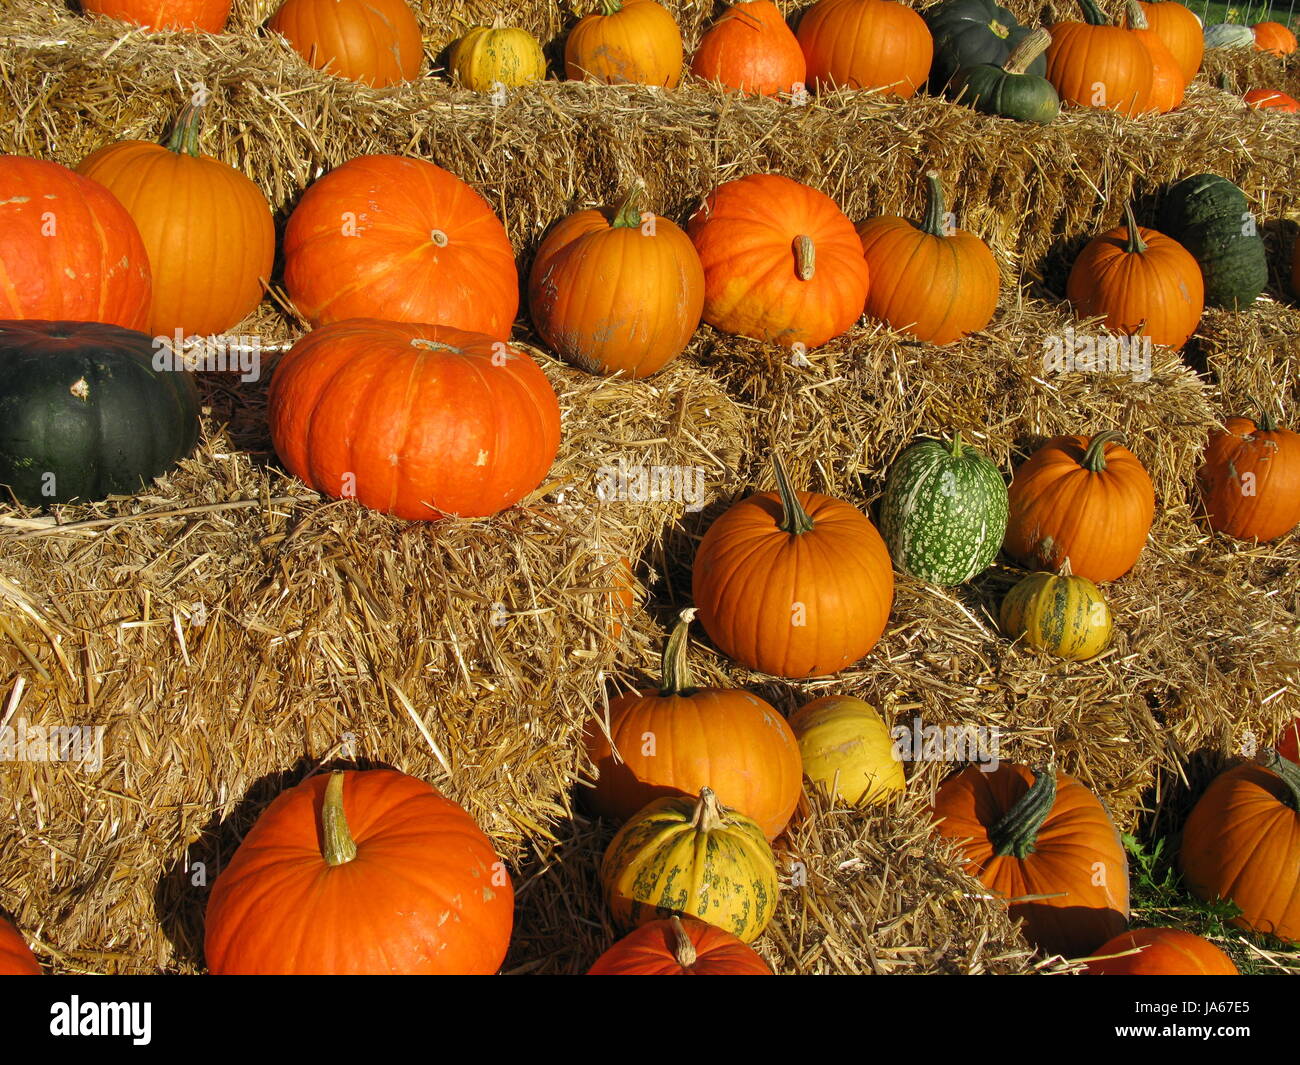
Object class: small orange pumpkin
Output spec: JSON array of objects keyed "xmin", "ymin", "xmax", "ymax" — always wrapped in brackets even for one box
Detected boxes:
[
  {"xmin": 565, "ymin": 0, "xmax": 684, "ymax": 87},
  {"xmin": 588, "ymin": 915, "xmax": 773, "ymax": 974},
  {"xmin": 1125, "ymin": 0, "xmax": 1186, "ymax": 112},
  {"xmin": 1253, "ymin": 21, "xmax": 1299, "ymax": 55},
  {"xmin": 796, "ymin": 0, "xmax": 934, "ymax": 98},
  {"xmin": 1245, "ymin": 88, "xmax": 1300, "ymax": 112},
  {"xmin": 1197, "ymin": 404, "xmax": 1300, "ymax": 543},
  {"xmin": 267, "ymin": 0, "xmax": 424, "ymax": 87},
  {"xmin": 0, "ymin": 917, "xmax": 41, "ymax": 975},
  {"xmin": 1083, "ymin": 927, "xmax": 1239, "ymax": 974},
  {"xmin": 691, "ymin": 1, "xmax": 806, "ymax": 96},
  {"xmin": 81, "ymin": 0, "xmax": 230, "ymax": 31}
]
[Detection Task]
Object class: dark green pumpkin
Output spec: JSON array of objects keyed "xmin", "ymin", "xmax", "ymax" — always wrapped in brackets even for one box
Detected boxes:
[
  {"xmin": 1157, "ymin": 174, "xmax": 1268, "ymax": 310},
  {"xmin": 924, "ymin": 0, "xmax": 1047, "ymax": 93},
  {"xmin": 0, "ymin": 321, "xmax": 200, "ymax": 506},
  {"xmin": 952, "ymin": 27, "xmax": 1060, "ymax": 124}
]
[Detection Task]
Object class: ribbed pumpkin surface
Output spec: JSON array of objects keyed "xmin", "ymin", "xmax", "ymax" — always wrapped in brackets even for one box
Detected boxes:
[
  {"xmin": 999, "ymin": 569, "xmax": 1113, "ymax": 660},
  {"xmin": 0, "ymin": 917, "xmax": 41, "ymax": 975},
  {"xmin": 1084, "ymin": 927, "xmax": 1239, "ymax": 974}
]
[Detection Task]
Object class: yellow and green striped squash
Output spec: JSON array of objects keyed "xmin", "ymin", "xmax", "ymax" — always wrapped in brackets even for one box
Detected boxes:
[
  {"xmin": 601, "ymin": 787, "xmax": 778, "ymax": 943},
  {"xmin": 999, "ymin": 567, "xmax": 1113, "ymax": 661},
  {"xmin": 448, "ymin": 26, "xmax": 547, "ymax": 92}
]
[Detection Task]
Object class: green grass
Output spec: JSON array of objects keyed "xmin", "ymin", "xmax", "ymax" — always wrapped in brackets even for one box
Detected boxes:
[{"xmin": 1192, "ymin": 0, "xmax": 1300, "ymax": 27}]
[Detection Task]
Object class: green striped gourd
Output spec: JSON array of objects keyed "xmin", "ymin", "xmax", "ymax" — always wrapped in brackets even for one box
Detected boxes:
[
  {"xmin": 878, "ymin": 432, "xmax": 1009, "ymax": 585},
  {"xmin": 1157, "ymin": 174, "xmax": 1268, "ymax": 310},
  {"xmin": 999, "ymin": 560, "xmax": 1113, "ymax": 660}
]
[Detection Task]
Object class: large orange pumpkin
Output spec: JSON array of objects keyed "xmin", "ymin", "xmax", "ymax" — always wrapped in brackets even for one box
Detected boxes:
[
  {"xmin": 77, "ymin": 105, "xmax": 275, "ymax": 338},
  {"xmin": 565, "ymin": 0, "xmax": 684, "ymax": 87},
  {"xmin": 283, "ymin": 155, "xmax": 518, "ymax": 336},
  {"xmin": 267, "ymin": 0, "xmax": 424, "ymax": 87},
  {"xmin": 692, "ymin": 456, "xmax": 895, "ymax": 678},
  {"xmin": 856, "ymin": 170, "xmax": 1000, "ymax": 345},
  {"xmin": 1083, "ymin": 927, "xmax": 1239, "ymax": 974},
  {"xmin": 1180, "ymin": 750, "xmax": 1300, "ymax": 945},
  {"xmin": 0, "ymin": 917, "xmax": 41, "ymax": 975},
  {"xmin": 1197, "ymin": 406, "xmax": 1300, "ymax": 543},
  {"xmin": 528, "ymin": 185, "xmax": 704, "ymax": 378},
  {"xmin": 205, "ymin": 770, "xmax": 514, "ymax": 974},
  {"xmin": 933, "ymin": 763, "xmax": 1130, "ymax": 958},
  {"xmin": 1047, "ymin": 0, "xmax": 1153, "ymax": 116},
  {"xmin": 1125, "ymin": 1, "xmax": 1202, "ymax": 81},
  {"xmin": 1003, "ymin": 430, "xmax": 1156, "ymax": 583},
  {"xmin": 1125, "ymin": 0, "xmax": 1186, "ymax": 112},
  {"xmin": 588, "ymin": 915, "xmax": 773, "ymax": 974},
  {"xmin": 691, "ymin": 1, "xmax": 806, "ymax": 96},
  {"xmin": 687, "ymin": 173, "xmax": 870, "ymax": 349},
  {"xmin": 0, "ymin": 156, "xmax": 152, "ymax": 330},
  {"xmin": 268, "ymin": 320, "xmax": 561, "ymax": 521},
  {"xmin": 1066, "ymin": 203, "xmax": 1204, "ymax": 350},
  {"xmin": 584, "ymin": 608, "xmax": 803, "ymax": 840},
  {"xmin": 81, "ymin": 0, "xmax": 231, "ymax": 31},
  {"xmin": 1253, "ymin": 21, "xmax": 1299, "ymax": 56},
  {"xmin": 796, "ymin": 0, "xmax": 933, "ymax": 97}
]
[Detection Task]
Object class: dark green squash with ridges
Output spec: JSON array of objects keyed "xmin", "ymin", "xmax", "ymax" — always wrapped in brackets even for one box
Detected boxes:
[
  {"xmin": 1157, "ymin": 174, "xmax": 1268, "ymax": 310},
  {"xmin": 925, "ymin": 0, "xmax": 1048, "ymax": 93},
  {"xmin": 952, "ymin": 27, "xmax": 1060, "ymax": 124}
]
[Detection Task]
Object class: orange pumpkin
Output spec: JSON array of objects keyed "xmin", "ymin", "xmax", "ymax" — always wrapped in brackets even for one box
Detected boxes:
[
  {"xmin": 933, "ymin": 763, "xmax": 1130, "ymax": 958},
  {"xmin": 1278, "ymin": 718, "xmax": 1300, "ymax": 764},
  {"xmin": 588, "ymin": 915, "xmax": 773, "ymax": 974},
  {"xmin": 606, "ymin": 556, "xmax": 637, "ymax": 639},
  {"xmin": 584, "ymin": 608, "xmax": 803, "ymax": 840},
  {"xmin": 267, "ymin": 320, "xmax": 561, "ymax": 521},
  {"xmin": 692, "ymin": 456, "xmax": 895, "ymax": 678},
  {"xmin": 796, "ymin": 0, "xmax": 933, "ymax": 98},
  {"xmin": 205, "ymin": 770, "xmax": 514, "ymax": 974},
  {"xmin": 528, "ymin": 185, "xmax": 704, "ymax": 378},
  {"xmin": 0, "ymin": 917, "xmax": 41, "ymax": 975},
  {"xmin": 0, "ymin": 156, "xmax": 152, "ymax": 330},
  {"xmin": 1125, "ymin": 2, "xmax": 1202, "ymax": 81},
  {"xmin": 267, "ymin": 0, "xmax": 424, "ymax": 87},
  {"xmin": 691, "ymin": 1, "xmax": 806, "ymax": 96},
  {"xmin": 1084, "ymin": 927, "xmax": 1238, "ymax": 974},
  {"xmin": 1066, "ymin": 202, "xmax": 1204, "ymax": 350},
  {"xmin": 1047, "ymin": 0, "xmax": 1153, "ymax": 116},
  {"xmin": 81, "ymin": 0, "xmax": 230, "ymax": 31},
  {"xmin": 77, "ymin": 105, "xmax": 275, "ymax": 338},
  {"xmin": 565, "ymin": 0, "xmax": 684, "ymax": 87},
  {"xmin": 1197, "ymin": 406, "xmax": 1300, "ymax": 543},
  {"xmin": 856, "ymin": 170, "xmax": 1000, "ymax": 345},
  {"xmin": 1253, "ymin": 21, "xmax": 1299, "ymax": 55},
  {"xmin": 1245, "ymin": 88, "xmax": 1300, "ymax": 112},
  {"xmin": 1125, "ymin": 0, "xmax": 1185, "ymax": 112},
  {"xmin": 283, "ymin": 155, "xmax": 518, "ymax": 336},
  {"xmin": 687, "ymin": 173, "xmax": 870, "ymax": 349},
  {"xmin": 1004, "ymin": 430, "xmax": 1156, "ymax": 583}
]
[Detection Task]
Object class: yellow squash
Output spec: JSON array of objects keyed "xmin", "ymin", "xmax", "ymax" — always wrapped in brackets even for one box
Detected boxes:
[
  {"xmin": 449, "ymin": 25, "xmax": 547, "ymax": 92},
  {"xmin": 789, "ymin": 695, "xmax": 904, "ymax": 805}
]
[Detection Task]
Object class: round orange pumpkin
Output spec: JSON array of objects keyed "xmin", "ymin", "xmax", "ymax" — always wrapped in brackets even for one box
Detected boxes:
[
  {"xmin": 1278, "ymin": 718, "xmax": 1300, "ymax": 764},
  {"xmin": 1066, "ymin": 203, "xmax": 1204, "ymax": 350},
  {"xmin": 584, "ymin": 608, "xmax": 803, "ymax": 840},
  {"xmin": 565, "ymin": 0, "xmax": 684, "ymax": 87},
  {"xmin": 691, "ymin": 1, "xmax": 806, "ymax": 96},
  {"xmin": 81, "ymin": 0, "xmax": 230, "ymax": 31},
  {"xmin": 796, "ymin": 0, "xmax": 933, "ymax": 98},
  {"xmin": 1125, "ymin": 0, "xmax": 1185, "ymax": 112},
  {"xmin": 856, "ymin": 170, "xmax": 1000, "ymax": 345},
  {"xmin": 1253, "ymin": 21, "xmax": 1298, "ymax": 56},
  {"xmin": 1004, "ymin": 430, "xmax": 1156, "ymax": 583},
  {"xmin": 1125, "ymin": 2, "xmax": 1202, "ymax": 82},
  {"xmin": 283, "ymin": 155, "xmax": 518, "ymax": 336},
  {"xmin": 528, "ymin": 185, "xmax": 704, "ymax": 378},
  {"xmin": 0, "ymin": 156, "xmax": 152, "ymax": 330},
  {"xmin": 692, "ymin": 456, "xmax": 895, "ymax": 678},
  {"xmin": 1047, "ymin": 0, "xmax": 1153, "ymax": 116},
  {"xmin": 267, "ymin": 0, "xmax": 423, "ymax": 87},
  {"xmin": 268, "ymin": 319, "xmax": 561, "ymax": 521},
  {"xmin": 77, "ymin": 105, "xmax": 275, "ymax": 338},
  {"xmin": 933, "ymin": 763, "xmax": 1130, "ymax": 958},
  {"xmin": 1083, "ymin": 927, "xmax": 1239, "ymax": 974},
  {"xmin": 687, "ymin": 173, "xmax": 870, "ymax": 349},
  {"xmin": 0, "ymin": 917, "xmax": 41, "ymax": 975},
  {"xmin": 1197, "ymin": 406, "xmax": 1300, "ymax": 543},
  {"xmin": 588, "ymin": 915, "xmax": 773, "ymax": 974},
  {"xmin": 205, "ymin": 770, "xmax": 514, "ymax": 974},
  {"xmin": 1245, "ymin": 88, "xmax": 1300, "ymax": 112}
]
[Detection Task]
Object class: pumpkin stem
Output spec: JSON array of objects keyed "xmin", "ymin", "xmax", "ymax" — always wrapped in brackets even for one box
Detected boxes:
[
  {"xmin": 1081, "ymin": 429, "xmax": 1127, "ymax": 472},
  {"xmin": 1124, "ymin": 0, "xmax": 1149, "ymax": 30},
  {"xmin": 1003, "ymin": 28, "xmax": 1052, "ymax": 75},
  {"xmin": 1258, "ymin": 748, "xmax": 1300, "ymax": 813},
  {"xmin": 669, "ymin": 916, "xmax": 698, "ymax": 967},
  {"xmin": 1243, "ymin": 395, "xmax": 1278, "ymax": 433},
  {"xmin": 1058, "ymin": 556, "xmax": 1075, "ymax": 577},
  {"xmin": 612, "ymin": 182, "xmax": 648, "ymax": 229},
  {"xmin": 321, "ymin": 771, "xmax": 358, "ymax": 867},
  {"xmin": 1218, "ymin": 72, "xmax": 1232, "ymax": 92},
  {"xmin": 773, "ymin": 454, "xmax": 815, "ymax": 535},
  {"xmin": 793, "ymin": 235, "xmax": 815, "ymax": 280},
  {"xmin": 165, "ymin": 103, "xmax": 205, "ymax": 158},
  {"xmin": 1078, "ymin": 0, "xmax": 1111, "ymax": 25},
  {"xmin": 658, "ymin": 607, "xmax": 698, "ymax": 696},
  {"xmin": 598, "ymin": 0, "xmax": 622, "ymax": 13},
  {"xmin": 430, "ymin": 229, "xmax": 450, "ymax": 248},
  {"xmin": 949, "ymin": 431, "xmax": 964, "ymax": 458},
  {"xmin": 922, "ymin": 170, "xmax": 948, "ymax": 238},
  {"xmin": 989, "ymin": 765, "xmax": 1057, "ymax": 858},
  {"xmin": 1122, "ymin": 202, "xmax": 1147, "ymax": 256},
  {"xmin": 690, "ymin": 786, "xmax": 725, "ymax": 833}
]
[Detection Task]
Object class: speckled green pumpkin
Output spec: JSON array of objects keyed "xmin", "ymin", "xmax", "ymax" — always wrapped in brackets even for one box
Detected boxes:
[
  {"xmin": 1157, "ymin": 174, "xmax": 1268, "ymax": 309},
  {"xmin": 878, "ymin": 432, "xmax": 1009, "ymax": 585}
]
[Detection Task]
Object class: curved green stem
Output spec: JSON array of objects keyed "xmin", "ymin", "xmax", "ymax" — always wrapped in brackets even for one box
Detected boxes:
[
  {"xmin": 1123, "ymin": 202, "xmax": 1147, "ymax": 255},
  {"xmin": 923, "ymin": 171, "xmax": 947, "ymax": 238},
  {"xmin": 612, "ymin": 183, "xmax": 647, "ymax": 229},
  {"xmin": 598, "ymin": 0, "xmax": 622, "ymax": 13},
  {"xmin": 1259, "ymin": 748, "xmax": 1300, "ymax": 813},
  {"xmin": 165, "ymin": 103, "xmax": 205, "ymax": 158},
  {"xmin": 1082, "ymin": 429, "xmax": 1127, "ymax": 472},
  {"xmin": 1078, "ymin": 0, "xmax": 1111, "ymax": 25},
  {"xmin": 659, "ymin": 607, "xmax": 697, "ymax": 696},
  {"xmin": 322, "ymin": 771, "xmax": 358, "ymax": 867},
  {"xmin": 989, "ymin": 766, "xmax": 1057, "ymax": 858},
  {"xmin": 773, "ymin": 454, "xmax": 814, "ymax": 535},
  {"xmin": 1243, "ymin": 394, "xmax": 1278, "ymax": 433}
]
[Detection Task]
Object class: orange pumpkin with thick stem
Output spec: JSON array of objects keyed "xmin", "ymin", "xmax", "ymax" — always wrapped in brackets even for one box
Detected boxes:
[
  {"xmin": 528, "ymin": 185, "xmax": 704, "ymax": 378},
  {"xmin": 1197, "ymin": 404, "xmax": 1300, "ymax": 543},
  {"xmin": 1083, "ymin": 927, "xmax": 1238, "ymax": 974},
  {"xmin": 796, "ymin": 0, "xmax": 933, "ymax": 98},
  {"xmin": 565, "ymin": 0, "xmax": 684, "ymax": 87},
  {"xmin": 1125, "ymin": 1, "xmax": 1202, "ymax": 81},
  {"xmin": 1047, "ymin": 0, "xmax": 1153, "ymax": 116},
  {"xmin": 691, "ymin": 1, "xmax": 806, "ymax": 96},
  {"xmin": 0, "ymin": 157, "xmax": 152, "ymax": 330},
  {"xmin": 283, "ymin": 155, "xmax": 518, "ymax": 337},
  {"xmin": 1124, "ymin": 0, "xmax": 1185, "ymax": 112},
  {"xmin": 268, "ymin": 320, "xmax": 561, "ymax": 521},
  {"xmin": 1003, "ymin": 430, "xmax": 1155, "ymax": 583},
  {"xmin": 692, "ymin": 455, "xmax": 895, "ymax": 678},
  {"xmin": 585, "ymin": 608, "xmax": 803, "ymax": 840},
  {"xmin": 1066, "ymin": 202, "xmax": 1204, "ymax": 350},
  {"xmin": 77, "ymin": 104, "xmax": 275, "ymax": 338},
  {"xmin": 1245, "ymin": 88, "xmax": 1300, "ymax": 112},
  {"xmin": 81, "ymin": 0, "xmax": 230, "ymax": 31},
  {"xmin": 687, "ymin": 173, "xmax": 870, "ymax": 349},
  {"xmin": 933, "ymin": 763, "xmax": 1130, "ymax": 958},
  {"xmin": 588, "ymin": 915, "xmax": 773, "ymax": 974},
  {"xmin": 1253, "ymin": 21, "xmax": 1298, "ymax": 55},
  {"xmin": 204, "ymin": 770, "xmax": 514, "ymax": 974},
  {"xmin": 267, "ymin": 0, "xmax": 423, "ymax": 87},
  {"xmin": 0, "ymin": 917, "xmax": 41, "ymax": 975},
  {"xmin": 856, "ymin": 170, "xmax": 1000, "ymax": 345}
]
